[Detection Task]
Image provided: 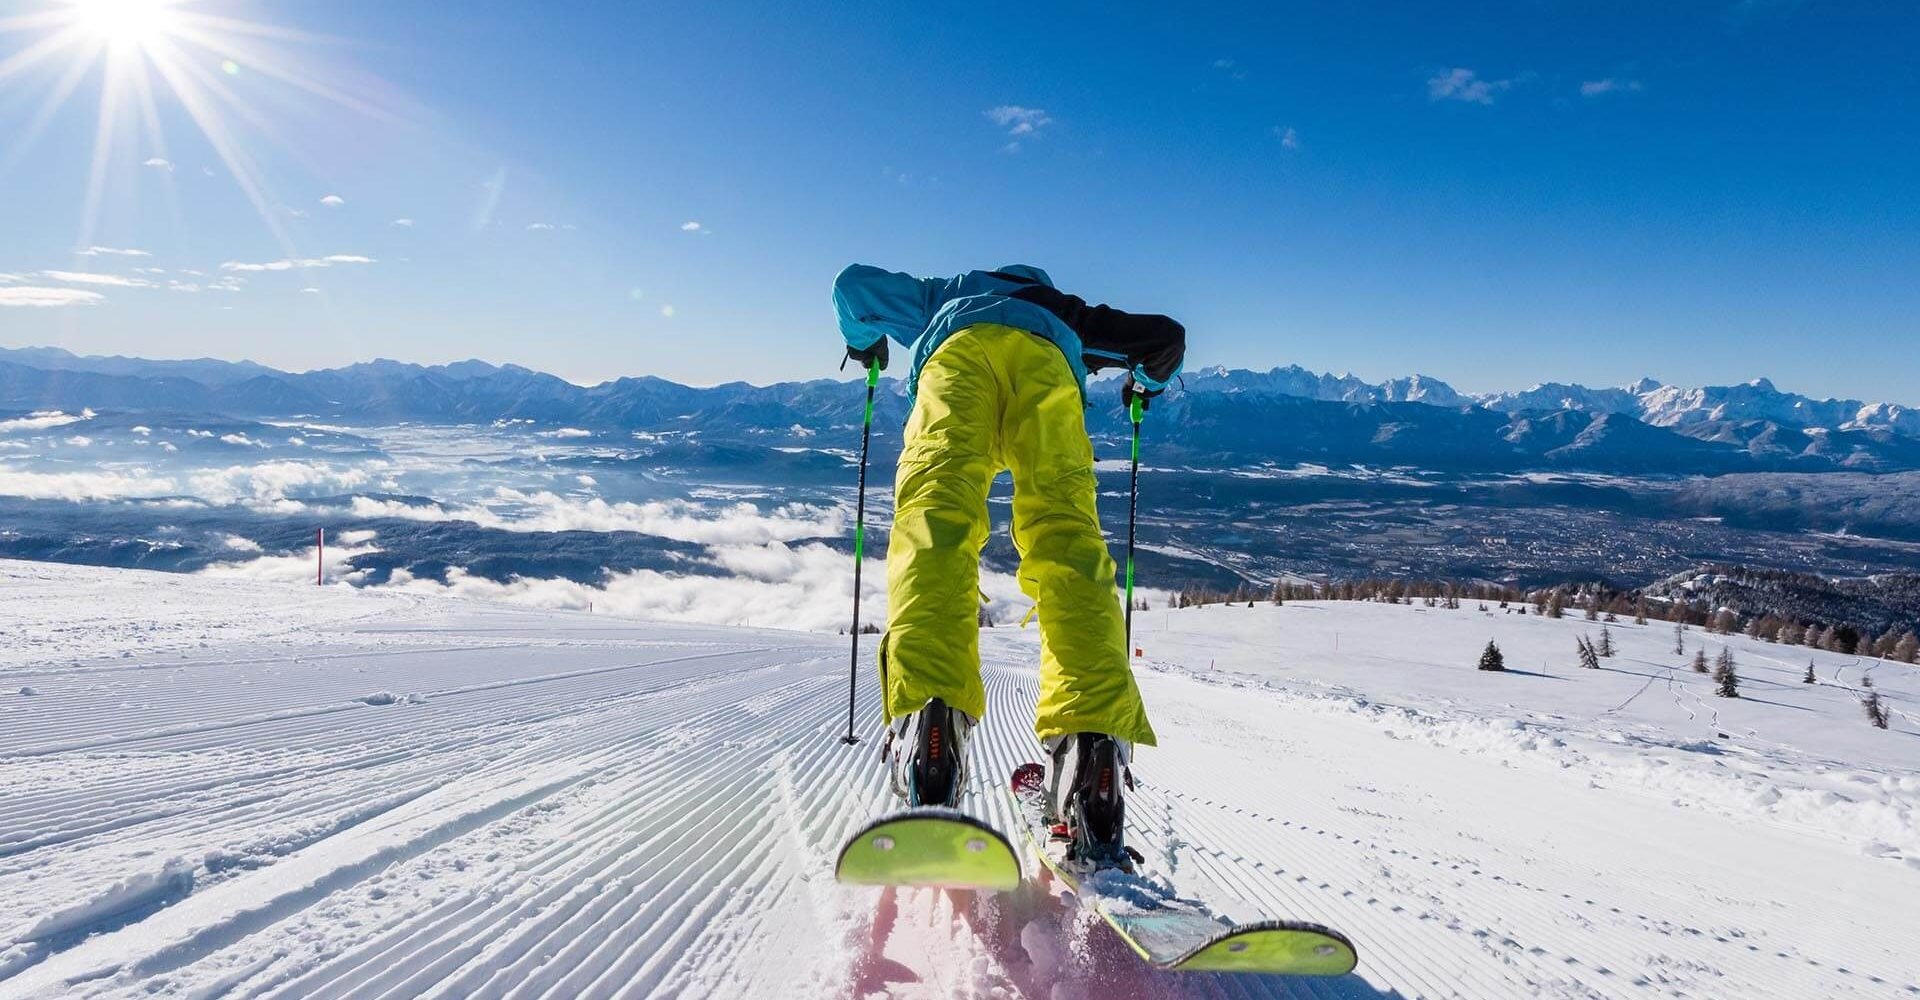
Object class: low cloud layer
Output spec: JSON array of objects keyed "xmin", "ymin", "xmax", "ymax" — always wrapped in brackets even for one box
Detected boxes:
[{"xmin": 345, "ymin": 490, "xmax": 845, "ymax": 544}]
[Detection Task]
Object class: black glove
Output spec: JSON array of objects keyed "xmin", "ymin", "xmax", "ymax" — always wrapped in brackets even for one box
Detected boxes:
[
  {"xmin": 1122, "ymin": 374, "xmax": 1161, "ymax": 411},
  {"xmin": 844, "ymin": 337, "xmax": 889, "ymax": 372}
]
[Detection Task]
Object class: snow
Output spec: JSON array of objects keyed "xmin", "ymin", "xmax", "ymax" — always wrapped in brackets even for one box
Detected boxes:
[{"xmin": 0, "ymin": 559, "xmax": 1913, "ymax": 998}]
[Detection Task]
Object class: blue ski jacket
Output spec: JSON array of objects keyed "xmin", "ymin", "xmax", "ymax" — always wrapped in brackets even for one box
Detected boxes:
[{"xmin": 832, "ymin": 263, "xmax": 1185, "ymax": 408}]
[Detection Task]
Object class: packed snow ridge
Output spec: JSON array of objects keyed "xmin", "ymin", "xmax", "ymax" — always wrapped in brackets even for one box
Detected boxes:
[{"xmin": 0, "ymin": 559, "xmax": 1914, "ymax": 998}]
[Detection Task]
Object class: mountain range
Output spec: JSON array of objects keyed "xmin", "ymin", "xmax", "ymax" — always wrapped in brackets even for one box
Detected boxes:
[{"xmin": 3, "ymin": 346, "xmax": 1916, "ymax": 474}]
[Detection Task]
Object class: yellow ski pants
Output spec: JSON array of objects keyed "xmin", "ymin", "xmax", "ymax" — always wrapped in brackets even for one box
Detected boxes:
[{"xmin": 883, "ymin": 323, "xmax": 1156, "ymax": 747}]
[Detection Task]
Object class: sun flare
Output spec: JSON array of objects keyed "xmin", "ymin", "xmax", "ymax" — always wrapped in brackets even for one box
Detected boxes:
[
  {"xmin": 1, "ymin": 0, "xmax": 402, "ymax": 251},
  {"xmin": 68, "ymin": 0, "xmax": 180, "ymax": 50}
]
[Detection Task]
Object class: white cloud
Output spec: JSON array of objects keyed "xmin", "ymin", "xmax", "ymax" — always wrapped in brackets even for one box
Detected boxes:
[
  {"xmin": 300, "ymin": 287, "xmax": 321, "ymax": 294},
  {"xmin": 219, "ymin": 432, "xmax": 265, "ymax": 446},
  {"xmin": 131, "ymin": 425, "xmax": 151, "ymax": 436},
  {"xmin": 221, "ymin": 254, "xmax": 375, "ymax": 272},
  {"xmin": 0, "ymin": 273, "xmax": 22, "ymax": 283},
  {"xmin": 345, "ymin": 490, "xmax": 845, "ymax": 546},
  {"xmin": 659, "ymin": 304, "xmax": 675, "ymax": 318},
  {"xmin": 63, "ymin": 435, "xmax": 93, "ymax": 447},
  {"xmin": 1274, "ymin": 126, "xmax": 1301, "ymax": 150},
  {"xmin": 540, "ymin": 427, "xmax": 592, "ymax": 439},
  {"xmin": 186, "ymin": 460, "xmax": 374, "ymax": 506},
  {"xmin": 575, "ymin": 474, "xmax": 597, "ymax": 487},
  {"xmin": 143, "ymin": 157, "xmax": 173, "ymax": 171},
  {"xmin": 1580, "ymin": 78, "xmax": 1644, "ymax": 97},
  {"xmin": 357, "ymin": 537, "xmax": 1087, "ymax": 633},
  {"xmin": 75, "ymin": 245, "xmax": 150, "ymax": 257},
  {"xmin": 320, "ymin": 194, "xmax": 345, "ymax": 207},
  {"xmin": 41, "ymin": 270, "xmax": 157, "ymax": 288},
  {"xmin": 221, "ymin": 535, "xmax": 263, "ymax": 552},
  {"xmin": 201, "ymin": 538, "xmax": 380, "ymax": 586},
  {"xmin": 526, "ymin": 222, "xmax": 555, "ymax": 231},
  {"xmin": 679, "ymin": 221, "xmax": 708, "ymax": 234},
  {"xmin": 985, "ymin": 105, "xmax": 1054, "ymax": 137},
  {"xmin": 391, "ymin": 218, "xmax": 415, "ymax": 227},
  {"xmin": 1427, "ymin": 67, "xmax": 1511, "ymax": 105},
  {"xmin": 0, "ymin": 410, "xmax": 92, "ymax": 433},
  {"xmin": 168, "ymin": 281, "xmax": 202, "ymax": 293},
  {"xmin": 0, "ymin": 287, "xmax": 105, "ymax": 307},
  {"xmin": 0, "ymin": 465, "xmax": 177, "ymax": 501}
]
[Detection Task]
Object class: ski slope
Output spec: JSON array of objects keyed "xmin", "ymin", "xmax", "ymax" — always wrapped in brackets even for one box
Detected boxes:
[{"xmin": 0, "ymin": 559, "xmax": 1915, "ymax": 999}]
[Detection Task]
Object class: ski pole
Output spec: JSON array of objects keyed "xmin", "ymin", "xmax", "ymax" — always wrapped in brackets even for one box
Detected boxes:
[
  {"xmin": 842, "ymin": 358, "xmax": 881, "ymax": 745},
  {"xmin": 1124, "ymin": 392, "xmax": 1144, "ymax": 654}
]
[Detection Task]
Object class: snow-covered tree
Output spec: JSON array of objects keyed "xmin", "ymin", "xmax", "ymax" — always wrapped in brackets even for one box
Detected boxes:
[
  {"xmin": 1478, "ymin": 640, "xmax": 1506, "ymax": 672},
  {"xmin": 1597, "ymin": 626, "xmax": 1615, "ymax": 658},
  {"xmin": 1863, "ymin": 689, "xmax": 1889, "ymax": 729},
  {"xmin": 1691, "ymin": 649, "xmax": 1709, "ymax": 673},
  {"xmin": 1713, "ymin": 649, "xmax": 1739, "ymax": 698},
  {"xmin": 1546, "ymin": 591, "xmax": 1565, "ymax": 619},
  {"xmin": 1893, "ymin": 632, "xmax": 1917, "ymax": 664},
  {"xmin": 1801, "ymin": 623, "xmax": 1821, "ymax": 646},
  {"xmin": 1633, "ymin": 597, "xmax": 1648, "ymax": 625}
]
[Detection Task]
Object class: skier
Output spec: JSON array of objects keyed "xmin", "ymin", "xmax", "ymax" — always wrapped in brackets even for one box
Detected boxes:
[{"xmin": 833, "ymin": 263, "xmax": 1184, "ymax": 864}]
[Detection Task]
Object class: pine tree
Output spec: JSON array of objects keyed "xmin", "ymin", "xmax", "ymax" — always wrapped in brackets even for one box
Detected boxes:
[
  {"xmin": 1478, "ymin": 640, "xmax": 1506, "ymax": 672},
  {"xmin": 1585, "ymin": 597, "xmax": 1599, "ymax": 622},
  {"xmin": 1546, "ymin": 591, "xmax": 1565, "ymax": 619},
  {"xmin": 1713, "ymin": 648, "xmax": 1739, "ymax": 697},
  {"xmin": 1597, "ymin": 625, "xmax": 1615, "ymax": 657},
  {"xmin": 1577, "ymin": 636, "xmax": 1600, "ymax": 670},
  {"xmin": 1893, "ymin": 632, "xmax": 1918, "ymax": 664},
  {"xmin": 1803, "ymin": 659, "xmax": 1816, "ymax": 684},
  {"xmin": 1801, "ymin": 623, "xmax": 1820, "ymax": 646},
  {"xmin": 1863, "ymin": 689, "xmax": 1889, "ymax": 729},
  {"xmin": 1673, "ymin": 622, "xmax": 1687, "ymax": 655},
  {"xmin": 1691, "ymin": 648, "xmax": 1709, "ymax": 673},
  {"xmin": 1633, "ymin": 597, "xmax": 1648, "ymax": 625}
]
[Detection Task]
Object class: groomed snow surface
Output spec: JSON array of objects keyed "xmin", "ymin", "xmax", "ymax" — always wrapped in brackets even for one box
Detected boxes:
[{"xmin": 0, "ymin": 559, "xmax": 1915, "ymax": 999}]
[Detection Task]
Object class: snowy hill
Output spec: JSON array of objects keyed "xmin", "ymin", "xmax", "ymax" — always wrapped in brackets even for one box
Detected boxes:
[{"xmin": 0, "ymin": 561, "xmax": 1915, "ymax": 998}]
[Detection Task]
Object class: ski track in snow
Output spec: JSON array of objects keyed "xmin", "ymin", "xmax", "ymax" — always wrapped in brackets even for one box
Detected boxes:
[{"xmin": 0, "ymin": 560, "xmax": 1915, "ymax": 998}]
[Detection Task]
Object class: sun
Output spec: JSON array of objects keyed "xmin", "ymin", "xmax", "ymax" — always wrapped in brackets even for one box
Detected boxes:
[
  {"xmin": 68, "ymin": 0, "xmax": 181, "ymax": 50},
  {"xmin": 2, "ymin": 0, "xmax": 404, "ymax": 252}
]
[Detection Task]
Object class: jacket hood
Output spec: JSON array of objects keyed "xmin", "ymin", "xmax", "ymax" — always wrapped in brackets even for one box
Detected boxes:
[{"xmin": 993, "ymin": 264, "xmax": 1054, "ymax": 288}]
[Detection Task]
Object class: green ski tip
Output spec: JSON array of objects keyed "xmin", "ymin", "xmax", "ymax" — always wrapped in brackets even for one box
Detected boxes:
[
  {"xmin": 834, "ymin": 809, "xmax": 1020, "ymax": 892},
  {"xmin": 1169, "ymin": 922, "xmax": 1358, "ymax": 975}
]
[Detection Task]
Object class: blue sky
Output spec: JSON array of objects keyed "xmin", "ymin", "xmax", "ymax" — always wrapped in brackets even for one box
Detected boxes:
[{"xmin": 0, "ymin": 0, "xmax": 1915, "ymax": 401}]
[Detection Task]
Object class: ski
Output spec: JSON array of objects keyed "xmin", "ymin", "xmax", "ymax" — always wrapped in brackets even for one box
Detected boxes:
[
  {"xmin": 1009, "ymin": 763, "xmax": 1358, "ymax": 976},
  {"xmin": 834, "ymin": 807, "xmax": 1022, "ymax": 892}
]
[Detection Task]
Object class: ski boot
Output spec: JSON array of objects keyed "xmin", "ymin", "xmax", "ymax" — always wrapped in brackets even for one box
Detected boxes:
[
  {"xmin": 882, "ymin": 697, "xmax": 974, "ymax": 808},
  {"xmin": 1045, "ymin": 732, "xmax": 1143, "ymax": 871}
]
